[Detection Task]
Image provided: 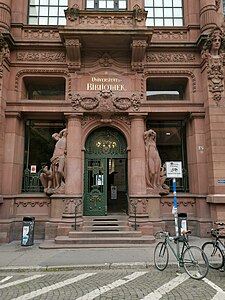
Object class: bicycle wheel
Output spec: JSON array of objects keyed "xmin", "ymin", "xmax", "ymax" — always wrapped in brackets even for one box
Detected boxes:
[
  {"xmin": 154, "ymin": 242, "xmax": 169, "ymax": 271},
  {"xmin": 202, "ymin": 241, "xmax": 224, "ymax": 269},
  {"xmin": 183, "ymin": 246, "xmax": 209, "ymax": 280}
]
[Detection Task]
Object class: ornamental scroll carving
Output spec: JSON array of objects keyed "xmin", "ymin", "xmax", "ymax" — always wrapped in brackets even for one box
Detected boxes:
[
  {"xmin": 69, "ymin": 90, "xmax": 141, "ymax": 112},
  {"xmin": 201, "ymin": 27, "xmax": 225, "ymax": 105}
]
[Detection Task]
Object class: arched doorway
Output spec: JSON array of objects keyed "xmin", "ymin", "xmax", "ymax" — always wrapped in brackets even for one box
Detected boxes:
[{"xmin": 84, "ymin": 127, "xmax": 128, "ymax": 216}]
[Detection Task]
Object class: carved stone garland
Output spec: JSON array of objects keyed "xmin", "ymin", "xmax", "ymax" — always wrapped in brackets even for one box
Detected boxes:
[{"xmin": 69, "ymin": 90, "xmax": 141, "ymax": 112}]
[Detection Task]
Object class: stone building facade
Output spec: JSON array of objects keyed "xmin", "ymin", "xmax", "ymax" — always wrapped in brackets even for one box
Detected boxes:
[{"xmin": 0, "ymin": 0, "xmax": 225, "ymax": 243}]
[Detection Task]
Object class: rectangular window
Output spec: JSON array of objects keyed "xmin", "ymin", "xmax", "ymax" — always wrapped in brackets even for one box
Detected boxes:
[
  {"xmin": 86, "ymin": 0, "xmax": 127, "ymax": 10},
  {"xmin": 145, "ymin": 0, "xmax": 183, "ymax": 26},
  {"xmin": 22, "ymin": 121, "xmax": 65, "ymax": 193},
  {"xmin": 23, "ymin": 77, "xmax": 66, "ymax": 100},
  {"xmin": 146, "ymin": 77, "xmax": 188, "ymax": 100},
  {"xmin": 146, "ymin": 120, "xmax": 188, "ymax": 192},
  {"xmin": 28, "ymin": 0, "xmax": 68, "ymax": 25}
]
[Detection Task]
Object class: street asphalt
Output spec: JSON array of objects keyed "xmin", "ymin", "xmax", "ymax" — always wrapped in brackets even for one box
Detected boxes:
[{"xmin": 0, "ymin": 236, "xmax": 210, "ymax": 272}]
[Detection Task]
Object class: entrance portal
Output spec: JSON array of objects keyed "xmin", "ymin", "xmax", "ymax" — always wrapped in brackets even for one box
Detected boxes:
[{"xmin": 84, "ymin": 127, "xmax": 127, "ymax": 216}]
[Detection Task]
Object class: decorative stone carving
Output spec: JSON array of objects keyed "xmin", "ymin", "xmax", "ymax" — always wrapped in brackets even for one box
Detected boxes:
[
  {"xmin": 15, "ymin": 199, "xmax": 50, "ymax": 207},
  {"xmin": 24, "ymin": 29, "xmax": 60, "ymax": 40},
  {"xmin": 131, "ymin": 39, "xmax": 148, "ymax": 71},
  {"xmin": 0, "ymin": 34, "xmax": 10, "ymax": 78},
  {"xmin": 65, "ymin": 38, "xmax": 81, "ymax": 71},
  {"xmin": 144, "ymin": 129, "xmax": 169, "ymax": 195},
  {"xmin": 133, "ymin": 5, "xmax": 147, "ymax": 22},
  {"xmin": 62, "ymin": 198, "xmax": 82, "ymax": 218},
  {"xmin": 146, "ymin": 52, "xmax": 195, "ymax": 63},
  {"xmin": 154, "ymin": 31, "xmax": 187, "ymax": 40},
  {"xmin": 70, "ymin": 91, "xmax": 141, "ymax": 112},
  {"xmin": 201, "ymin": 27, "xmax": 225, "ymax": 105},
  {"xmin": 215, "ymin": 0, "xmax": 221, "ymax": 11},
  {"xmin": 64, "ymin": 4, "xmax": 80, "ymax": 21},
  {"xmin": 16, "ymin": 51, "xmax": 66, "ymax": 62},
  {"xmin": 130, "ymin": 198, "xmax": 147, "ymax": 214},
  {"xmin": 99, "ymin": 53, "xmax": 113, "ymax": 67}
]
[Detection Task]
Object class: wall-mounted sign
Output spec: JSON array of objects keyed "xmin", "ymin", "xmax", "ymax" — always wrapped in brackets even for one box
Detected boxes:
[
  {"xmin": 166, "ymin": 161, "xmax": 183, "ymax": 178},
  {"xmin": 30, "ymin": 165, "xmax": 37, "ymax": 173},
  {"xmin": 218, "ymin": 180, "xmax": 225, "ymax": 184},
  {"xmin": 85, "ymin": 76, "xmax": 128, "ymax": 92}
]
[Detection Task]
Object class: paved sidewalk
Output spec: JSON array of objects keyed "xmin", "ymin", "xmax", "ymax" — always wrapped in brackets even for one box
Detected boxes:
[{"xmin": 0, "ymin": 236, "xmax": 210, "ymax": 272}]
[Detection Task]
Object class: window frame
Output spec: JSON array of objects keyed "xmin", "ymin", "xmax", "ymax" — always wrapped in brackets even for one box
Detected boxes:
[
  {"xmin": 144, "ymin": 0, "xmax": 184, "ymax": 27},
  {"xmin": 86, "ymin": 0, "xmax": 127, "ymax": 10},
  {"xmin": 28, "ymin": 0, "xmax": 68, "ymax": 26}
]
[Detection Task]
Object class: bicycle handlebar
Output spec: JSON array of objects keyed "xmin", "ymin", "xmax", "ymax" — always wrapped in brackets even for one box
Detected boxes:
[{"xmin": 214, "ymin": 221, "xmax": 225, "ymax": 226}]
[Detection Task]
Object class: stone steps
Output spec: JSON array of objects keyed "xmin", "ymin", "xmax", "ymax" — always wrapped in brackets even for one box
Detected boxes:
[
  {"xmin": 54, "ymin": 235, "xmax": 155, "ymax": 246},
  {"xmin": 39, "ymin": 214, "xmax": 155, "ymax": 248},
  {"xmin": 68, "ymin": 230, "xmax": 142, "ymax": 238}
]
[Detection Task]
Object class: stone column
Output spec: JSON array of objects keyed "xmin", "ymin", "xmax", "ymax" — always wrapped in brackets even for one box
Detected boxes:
[
  {"xmin": 199, "ymin": 0, "xmax": 223, "ymax": 32},
  {"xmin": 129, "ymin": 114, "xmax": 146, "ymax": 195},
  {"xmin": 128, "ymin": 114, "xmax": 153, "ymax": 235},
  {"xmin": 0, "ymin": 0, "xmax": 11, "ymax": 32},
  {"xmin": 60, "ymin": 113, "xmax": 83, "ymax": 223}
]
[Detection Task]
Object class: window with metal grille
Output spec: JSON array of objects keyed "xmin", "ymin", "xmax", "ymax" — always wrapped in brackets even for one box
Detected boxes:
[
  {"xmin": 28, "ymin": 0, "xmax": 68, "ymax": 25},
  {"xmin": 145, "ymin": 0, "xmax": 183, "ymax": 26},
  {"xmin": 86, "ymin": 0, "xmax": 127, "ymax": 10}
]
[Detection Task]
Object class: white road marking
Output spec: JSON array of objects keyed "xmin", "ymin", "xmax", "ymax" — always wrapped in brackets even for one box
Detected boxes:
[
  {"xmin": 141, "ymin": 273, "xmax": 189, "ymax": 300},
  {"xmin": 0, "ymin": 276, "xmax": 13, "ymax": 283},
  {"xmin": 203, "ymin": 278, "xmax": 225, "ymax": 299},
  {"xmin": 76, "ymin": 271, "xmax": 147, "ymax": 300},
  {"xmin": 0, "ymin": 274, "xmax": 44, "ymax": 289},
  {"xmin": 11, "ymin": 273, "xmax": 95, "ymax": 300}
]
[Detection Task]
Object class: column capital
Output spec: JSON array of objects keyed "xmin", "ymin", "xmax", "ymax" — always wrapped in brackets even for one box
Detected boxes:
[{"xmin": 64, "ymin": 112, "xmax": 83, "ymax": 120}]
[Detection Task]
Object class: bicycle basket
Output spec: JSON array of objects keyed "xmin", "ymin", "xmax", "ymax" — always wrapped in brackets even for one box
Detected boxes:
[{"xmin": 155, "ymin": 232, "xmax": 167, "ymax": 239}]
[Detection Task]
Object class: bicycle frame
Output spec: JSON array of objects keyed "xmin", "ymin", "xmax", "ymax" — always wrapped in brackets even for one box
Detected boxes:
[{"xmin": 165, "ymin": 235, "xmax": 188, "ymax": 266}]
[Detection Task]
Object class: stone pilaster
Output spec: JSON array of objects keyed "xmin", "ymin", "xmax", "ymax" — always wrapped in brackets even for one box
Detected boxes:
[{"xmin": 2, "ymin": 112, "xmax": 24, "ymax": 194}]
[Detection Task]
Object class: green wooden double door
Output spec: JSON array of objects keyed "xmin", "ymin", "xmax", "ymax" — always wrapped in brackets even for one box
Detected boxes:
[{"xmin": 84, "ymin": 127, "xmax": 127, "ymax": 216}]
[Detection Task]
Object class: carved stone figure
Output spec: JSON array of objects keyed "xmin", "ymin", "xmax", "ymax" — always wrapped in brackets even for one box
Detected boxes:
[
  {"xmin": 39, "ymin": 165, "xmax": 53, "ymax": 193},
  {"xmin": 40, "ymin": 128, "xmax": 67, "ymax": 195},
  {"xmin": 51, "ymin": 128, "xmax": 67, "ymax": 190},
  {"xmin": 144, "ymin": 129, "xmax": 169, "ymax": 195},
  {"xmin": 201, "ymin": 27, "xmax": 225, "ymax": 105}
]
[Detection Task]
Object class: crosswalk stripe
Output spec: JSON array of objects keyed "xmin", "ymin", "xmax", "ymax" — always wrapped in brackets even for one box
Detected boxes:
[
  {"xmin": 76, "ymin": 271, "xmax": 147, "ymax": 300},
  {"xmin": 141, "ymin": 273, "xmax": 189, "ymax": 300},
  {"xmin": 0, "ymin": 274, "xmax": 44, "ymax": 289},
  {"xmin": 11, "ymin": 273, "xmax": 95, "ymax": 300},
  {"xmin": 0, "ymin": 276, "xmax": 13, "ymax": 283},
  {"xmin": 203, "ymin": 278, "xmax": 225, "ymax": 299}
]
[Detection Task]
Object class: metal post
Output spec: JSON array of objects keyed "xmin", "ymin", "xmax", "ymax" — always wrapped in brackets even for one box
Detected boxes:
[
  {"xmin": 172, "ymin": 178, "xmax": 180, "ymax": 262},
  {"xmin": 134, "ymin": 206, "xmax": 137, "ymax": 231},
  {"xmin": 74, "ymin": 205, "xmax": 77, "ymax": 231}
]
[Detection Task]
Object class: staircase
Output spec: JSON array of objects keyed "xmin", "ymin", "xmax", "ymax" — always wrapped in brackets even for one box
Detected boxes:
[{"xmin": 40, "ymin": 214, "xmax": 155, "ymax": 249}]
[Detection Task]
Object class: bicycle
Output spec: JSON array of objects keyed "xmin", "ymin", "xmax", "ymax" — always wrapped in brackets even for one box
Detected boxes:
[
  {"xmin": 202, "ymin": 221, "xmax": 225, "ymax": 271},
  {"xmin": 154, "ymin": 230, "xmax": 209, "ymax": 280}
]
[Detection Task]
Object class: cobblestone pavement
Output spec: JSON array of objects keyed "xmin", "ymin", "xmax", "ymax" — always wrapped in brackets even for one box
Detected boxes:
[{"xmin": 0, "ymin": 267, "xmax": 224, "ymax": 300}]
